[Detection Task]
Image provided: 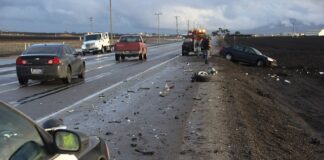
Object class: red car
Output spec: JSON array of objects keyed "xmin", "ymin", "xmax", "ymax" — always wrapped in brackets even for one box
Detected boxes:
[{"xmin": 114, "ymin": 35, "xmax": 148, "ymax": 61}]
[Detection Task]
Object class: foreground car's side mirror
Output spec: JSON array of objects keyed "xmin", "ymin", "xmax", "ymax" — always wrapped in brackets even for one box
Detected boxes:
[{"xmin": 54, "ymin": 130, "xmax": 81, "ymax": 152}]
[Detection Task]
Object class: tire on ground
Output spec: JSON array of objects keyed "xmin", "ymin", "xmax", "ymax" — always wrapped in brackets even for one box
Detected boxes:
[{"xmin": 192, "ymin": 71, "xmax": 212, "ymax": 82}]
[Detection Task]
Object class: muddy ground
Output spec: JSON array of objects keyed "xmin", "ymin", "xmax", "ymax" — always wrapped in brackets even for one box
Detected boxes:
[{"xmin": 54, "ymin": 44, "xmax": 323, "ymax": 159}]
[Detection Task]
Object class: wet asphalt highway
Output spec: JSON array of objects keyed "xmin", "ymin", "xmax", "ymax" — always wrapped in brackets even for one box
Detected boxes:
[{"xmin": 0, "ymin": 42, "xmax": 181, "ymax": 120}]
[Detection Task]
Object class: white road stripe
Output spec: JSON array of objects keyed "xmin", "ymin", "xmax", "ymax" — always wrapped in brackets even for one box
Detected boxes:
[
  {"xmin": 0, "ymin": 66, "xmax": 15, "ymax": 73},
  {"xmin": 36, "ymin": 55, "xmax": 180, "ymax": 123}
]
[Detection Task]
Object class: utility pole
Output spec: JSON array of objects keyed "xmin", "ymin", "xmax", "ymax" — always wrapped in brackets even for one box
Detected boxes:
[
  {"xmin": 175, "ymin": 16, "xmax": 179, "ymax": 38},
  {"xmin": 292, "ymin": 22, "xmax": 295, "ymax": 36},
  {"xmin": 109, "ymin": 0, "xmax": 113, "ymax": 43},
  {"xmin": 89, "ymin": 17, "xmax": 94, "ymax": 32},
  {"xmin": 154, "ymin": 12, "xmax": 162, "ymax": 44},
  {"xmin": 187, "ymin": 20, "xmax": 190, "ymax": 33}
]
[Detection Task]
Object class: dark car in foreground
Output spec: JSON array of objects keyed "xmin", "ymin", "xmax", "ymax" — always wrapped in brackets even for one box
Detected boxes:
[
  {"xmin": 220, "ymin": 45, "xmax": 277, "ymax": 67},
  {"xmin": 16, "ymin": 44, "xmax": 85, "ymax": 85},
  {"xmin": 0, "ymin": 101, "xmax": 110, "ymax": 160}
]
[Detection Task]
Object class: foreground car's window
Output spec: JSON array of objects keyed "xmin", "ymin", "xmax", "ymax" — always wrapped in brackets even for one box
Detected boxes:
[
  {"xmin": 24, "ymin": 46, "xmax": 60, "ymax": 55},
  {"xmin": 0, "ymin": 104, "xmax": 44, "ymax": 160}
]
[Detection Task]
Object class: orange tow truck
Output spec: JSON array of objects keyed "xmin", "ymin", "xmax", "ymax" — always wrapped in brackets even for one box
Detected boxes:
[{"xmin": 182, "ymin": 28, "xmax": 207, "ymax": 56}]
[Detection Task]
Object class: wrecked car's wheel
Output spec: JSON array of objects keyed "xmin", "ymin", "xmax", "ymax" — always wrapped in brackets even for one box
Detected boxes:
[
  {"xmin": 225, "ymin": 53, "xmax": 232, "ymax": 61},
  {"xmin": 256, "ymin": 60, "xmax": 265, "ymax": 67}
]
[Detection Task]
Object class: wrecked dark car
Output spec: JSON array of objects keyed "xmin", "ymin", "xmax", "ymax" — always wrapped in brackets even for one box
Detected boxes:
[
  {"xmin": 220, "ymin": 45, "xmax": 277, "ymax": 67},
  {"xmin": 0, "ymin": 101, "xmax": 110, "ymax": 160}
]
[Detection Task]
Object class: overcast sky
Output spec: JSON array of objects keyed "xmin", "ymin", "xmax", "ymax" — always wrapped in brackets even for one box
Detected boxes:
[{"xmin": 0, "ymin": 0, "xmax": 323, "ymax": 34}]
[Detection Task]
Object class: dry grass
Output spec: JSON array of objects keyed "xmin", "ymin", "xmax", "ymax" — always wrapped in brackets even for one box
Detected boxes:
[
  {"xmin": 0, "ymin": 37, "xmax": 180, "ymax": 57},
  {"xmin": 0, "ymin": 40, "xmax": 82, "ymax": 56}
]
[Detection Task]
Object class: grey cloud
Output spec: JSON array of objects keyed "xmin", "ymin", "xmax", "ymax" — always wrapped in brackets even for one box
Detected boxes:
[{"xmin": 0, "ymin": 0, "xmax": 323, "ymax": 33}]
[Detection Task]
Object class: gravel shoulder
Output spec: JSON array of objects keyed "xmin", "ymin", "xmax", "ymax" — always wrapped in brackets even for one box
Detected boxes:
[{"xmin": 179, "ymin": 45, "xmax": 323, "ymax": 159}]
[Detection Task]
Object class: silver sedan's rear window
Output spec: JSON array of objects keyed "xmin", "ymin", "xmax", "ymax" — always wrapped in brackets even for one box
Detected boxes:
[{"xmin": 24, "ymin": 46, "xmax": 60, "ymax": 55}]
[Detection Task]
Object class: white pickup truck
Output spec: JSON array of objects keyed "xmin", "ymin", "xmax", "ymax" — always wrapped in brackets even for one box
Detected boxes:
[{"xmin": 81, "ymin": 32, "xmax": 111, "ymax": 55}]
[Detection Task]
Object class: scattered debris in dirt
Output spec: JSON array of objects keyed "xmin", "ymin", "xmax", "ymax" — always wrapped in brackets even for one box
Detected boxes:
[
  {"xmin": 192, "ymin": 96, "xmax": 202, "ymax": 100},
  {"xmin": 108, "ymin": 120, "xmax": 121, "ymax": 124},
  {"xmin": 105, "ymin": 131, "xmax": 114, "ymax": 136},
  {"xmin": 127, "ymin": 90, "xmax": 136, "ymax": 93},
  {"xmin": 134, "ymin": 149, "xmax": 155, "ymax": 155},
  {"xmin": 138, "ymin": 87, "xmax": 150, "ymax": 90}
]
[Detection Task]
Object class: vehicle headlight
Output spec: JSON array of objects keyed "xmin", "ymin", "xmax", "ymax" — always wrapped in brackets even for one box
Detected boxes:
[{"xmin": 267, "ymin": 57, "xmax": 274, "ymax": 62}]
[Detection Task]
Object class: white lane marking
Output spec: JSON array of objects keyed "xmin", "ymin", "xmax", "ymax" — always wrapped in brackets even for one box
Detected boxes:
[
  {"xmin": 0, "ymin": 63, "xmax": 114, "ymax": 93},
  {"xmin": 9, "ymin": 71, "xmax": 113, "ymax": 106},
  {"xmin": 0, "ymin": 66, "xmax": 15, "ymax": 73},
  {"xmin": 0, "ymin": 81, "xmax": 17, "ymax": 86},
  {"xmin": 0, "ymin": 73, "xmax": 16, "ymax": 78},
  {"xmin": 36, "ymin": 55, "xmax": 180, "ymax": 123},
  {"xmin": 85, "ymin": 63, "xmax": 115, "ymax": 73},
  {"xmin": 0, "ymin": 82, "xmax": 40, "ymax": 94},
  {"xmin": 0, "ymin": 44, "xmax": 180, "ymax": 94},
  {"xmin": 85, "ymin": 72, "xmax": 112, "ymax": 82},
  {"xmin": 0, "ymin": 48, "xmax": 178, "ymax": 93}
]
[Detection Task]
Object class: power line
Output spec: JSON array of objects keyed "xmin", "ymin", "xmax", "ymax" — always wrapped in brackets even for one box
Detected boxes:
[
  {"xmin": 109, "ymin": 0, "xmax": 113, "ymax": 43},
  {"xmin": 89, "ymin": 17, "xmax": 94, "ymax": 32},
  {"xmin": 175, "ymin": 16, "xmax": 179, "ymax": 37}
]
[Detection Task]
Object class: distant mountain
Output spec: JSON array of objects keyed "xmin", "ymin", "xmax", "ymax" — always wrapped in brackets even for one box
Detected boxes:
[{"xmin": 241, "ymin": 22, "xmax": 324, "ymax": 35}]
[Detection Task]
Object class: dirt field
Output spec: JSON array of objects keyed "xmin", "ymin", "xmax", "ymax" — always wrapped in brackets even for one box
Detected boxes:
[
  {"xmin": 0, "ymin": 40, "xmax": 82, "ymax": 56},
  {"xmin": 178, "ymin": 41, "xmax": 324, "ymax": 159},
  {"xmin": 197, "ymin": 37, "xmax": 324, "ymax": 159}
]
